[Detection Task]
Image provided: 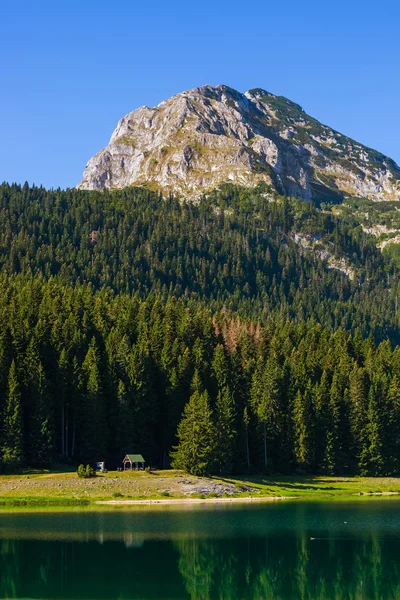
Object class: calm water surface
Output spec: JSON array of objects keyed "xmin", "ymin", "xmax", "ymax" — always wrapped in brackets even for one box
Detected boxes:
[{"xmin": 1, "ymin": 499, "xmax": 400, "ymax": 599}]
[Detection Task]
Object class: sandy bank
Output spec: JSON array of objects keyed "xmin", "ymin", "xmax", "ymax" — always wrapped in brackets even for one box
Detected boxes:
[
  {"xmin": 96, "ymin": 491, "xmax": 400, "ymax": 507},
  {"xmin": 96, "ymin": 495, "xmax": 295, "ymax": 506}
]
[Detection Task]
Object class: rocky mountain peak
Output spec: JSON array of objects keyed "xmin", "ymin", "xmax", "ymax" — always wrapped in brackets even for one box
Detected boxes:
[{"xmin": 78, "ymin": 84, "xmax": 400, "ymax": 202}]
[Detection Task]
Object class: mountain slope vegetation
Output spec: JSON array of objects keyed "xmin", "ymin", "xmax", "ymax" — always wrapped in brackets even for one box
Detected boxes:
[
  {"xmin": 0, "ymin": 182, "xmax": 400, "ymax": 475},
  {"xmin": 0, "ymin": 275, "xmax": 399, "ymax": 475},
  {"xmin": 0, "ymin": 182, "xmax": 399, "ymax": 341}
]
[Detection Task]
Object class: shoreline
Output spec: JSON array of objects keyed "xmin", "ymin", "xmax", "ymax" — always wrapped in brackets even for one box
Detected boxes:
[
  {"xmin": 95, "ymin": 495, "xmax": 296, "ymax": 506},
  {"xmin": 0, "ymin": 491, "xmax": 399, "ymax": 510},
  {"xmin": 2, "ymin": 470, "xmax": 400, "ymax": 509},
  {"xmin": 96, "ymin": 490, "xmax": 400, "ymax": 507}
]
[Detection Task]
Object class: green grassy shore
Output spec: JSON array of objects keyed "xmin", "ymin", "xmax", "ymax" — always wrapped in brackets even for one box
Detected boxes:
[{"xmin": 1, "ymin": 468, "xmax": 400, "ymax": 507}]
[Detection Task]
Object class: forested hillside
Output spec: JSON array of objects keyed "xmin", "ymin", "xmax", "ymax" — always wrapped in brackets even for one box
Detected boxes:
[
  {"xmin": 1, "ymin": 183, "xmax": 400, "ymax": 475},
  {"xmin": 0, "ymin": 182, "xmax": 399, "ymax": 340},
  {"xmin": 0, "ymin": 277, "xmax": 400, "ymax": 475}
]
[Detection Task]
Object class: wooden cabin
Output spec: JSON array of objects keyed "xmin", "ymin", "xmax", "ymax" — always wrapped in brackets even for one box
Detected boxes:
[{"xmin": 123, "ymin": 454, "xmax": 145, "ymax": 471}]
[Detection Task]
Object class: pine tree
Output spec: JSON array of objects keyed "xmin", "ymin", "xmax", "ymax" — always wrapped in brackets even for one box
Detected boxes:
[
  {"xmin": 30, "ymin": 362, "xmax": 55, "ymax": 466},
  {"xmin": 116, "ymin": 379, "xmax": 135, "ymax": 456},
  {"xmin": 190, "ymin": 369, "xmax": 203, "ymax": 395},
  {"xmin": 79, "ymin": 338, "xmax": 108, "ymax": 463},
  {"xmin": 164, "ymin": 356, "xmax": 191, "ymax": 459},
  {"xmin": 349, "ymin": 366, "xmax": 369, "ymax": 465},
  {"xmin": 2, "ymin": 361, "xmax": 24, "ymax": 466},
  {"xmin": 212, "ymin": 344, "xmax": 229, "ymax": 390},
  {"xmin": 359, "ymin": 380, "xmax": 385, "ymax": 476},
  {"xmin": 171, "ymin": 388, "xmax": 216, "ymax": 476},
  {"xmin": 127, "ymin": 345, "xmax": 159, "ymax": 465},
  {"xmin": 386, "ymin": 375, "xmax": 400, "ymax": 472},
  {"xmin": 211, "ymin": 344, "xmax": 236, "ymax": 472},
  {"xmin": 58, "ymin": 348, "xmax": 69, "ymax": 458},
  {"xmin": 323, "ymin": 373, "xmax": 342, "ymax": 474},
  {"xmin": 243, "ymin": 407, "xmax": 250, "ymax": 471},
  {"xmin": 250, "ymin": 356, "xmax": 280, "ymax": 468},
  {"xmin": 215, "ymin": 387, "xmax": 236, "ymax": 473},
  {"xmin": 293, "ymin": 385, "xmax": 314, "ymax": 471},
  {"xmin": 313, "ymin": 370, "xmax": 330, "ymax": 468}
]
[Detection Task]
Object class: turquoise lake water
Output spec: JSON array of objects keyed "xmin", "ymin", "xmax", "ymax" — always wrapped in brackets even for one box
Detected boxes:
[{"xmin": 1, "ymin": 500, "xmax": 400, "ymax": 599}]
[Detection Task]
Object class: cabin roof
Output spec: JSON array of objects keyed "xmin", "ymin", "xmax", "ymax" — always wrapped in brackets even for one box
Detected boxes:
[{"xmin": 124, "ymin": 454, "xmax": 145, "ymax": 463}]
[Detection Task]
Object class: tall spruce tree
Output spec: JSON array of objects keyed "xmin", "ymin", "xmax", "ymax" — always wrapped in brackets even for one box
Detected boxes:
[
  {"xmin": 215, "ymin": 387, "xmax": 236, "ymax": 473},
  {"xmin": 243, "ymin": 407, "xmax": 251, "ymax": 471},
  {"xmin": 171, "ymin": 387, "xmax": 216, "ymax": 476},
  {"xmin": 323, "ymin": 373, "xmax": 342, "ymax": 474},
  {"xmin": 386, "ymin": 375, "xmax": 400, "ymax": 472},
  {"xmin": 349, "ymin": 365, "xmax": 369, "ymax": 466},
  {"xmin": 2, "ymin": 361, "xmax": 23, "ymax": 466},
  {"xmin": 116, "ymin": 379, "xmax": 135, "ymax": 457},
  {"xmin": 212, "ymin": 344, "xmax": 236, "ymax": 472},
  {"xmin": 313, "ymin": 370, "xmax": 330, "ymax": 468},
  {"xmin": 30, "ymin": 362, "xmax": 55, "ymax": 466},
  {"xmin": 293, "ymin": 385, "xmax": 314, "ymax": 471},
  {"xmin": 250, "ymin": 356, "xmax": 281, "ymax": 468},
  {"xmin": 58, "ymin": 348, "xmax": 69, "ymax": 459},
  {"xmin": 79, "ymin": 338, "xmax": 108, "ymax": 463},
  {"xmin": 359, "ymin": 379, "xmax": 385, "ymax": 476}
]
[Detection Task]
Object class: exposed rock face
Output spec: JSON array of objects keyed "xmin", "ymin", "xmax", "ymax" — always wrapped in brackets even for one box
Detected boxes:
[{"xmin": 78, "ymin": 84, "xmax": 400, "ymax": 201}]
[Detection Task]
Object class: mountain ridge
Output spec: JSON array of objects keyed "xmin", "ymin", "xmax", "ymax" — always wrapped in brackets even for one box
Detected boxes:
[{"xmin": 78, "ymin": 84, "xmax": 400, "ymax": 202}]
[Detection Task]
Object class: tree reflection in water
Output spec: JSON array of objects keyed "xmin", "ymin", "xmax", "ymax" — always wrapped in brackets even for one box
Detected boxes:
[
  {"xmin": 175, "ymin": 533, "xmax": 400, "ymax": 600},
  {"xmin": 1, "ymin": 507, "xmax": 400, "ymax": 599}
]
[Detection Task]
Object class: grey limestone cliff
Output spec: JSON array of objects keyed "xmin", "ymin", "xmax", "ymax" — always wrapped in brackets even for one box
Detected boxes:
[{"xmin": 78, "ymin": 84, "xmax": 400, "ymax": 201}]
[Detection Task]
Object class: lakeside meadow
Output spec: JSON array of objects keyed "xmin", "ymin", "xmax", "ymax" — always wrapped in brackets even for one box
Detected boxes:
[{"xmin": 2, "ymin": 468, "xmax": 400, "ymax": 506}]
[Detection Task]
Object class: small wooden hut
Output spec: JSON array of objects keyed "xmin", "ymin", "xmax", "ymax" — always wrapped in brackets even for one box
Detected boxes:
[{"xmin": 123, "ymin": 454, "xmax": 145, "ymax": 471}]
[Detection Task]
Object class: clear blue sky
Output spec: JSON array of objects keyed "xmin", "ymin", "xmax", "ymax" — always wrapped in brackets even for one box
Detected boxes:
[{"xmin": 1, "ymin": 0, "xmax": 399, "ymax": 189}]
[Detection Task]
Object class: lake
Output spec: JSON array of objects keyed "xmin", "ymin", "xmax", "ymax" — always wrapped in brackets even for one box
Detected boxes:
[{"xmin": 1, "ymin": 499, "xmax": 400, "ymax": 599}]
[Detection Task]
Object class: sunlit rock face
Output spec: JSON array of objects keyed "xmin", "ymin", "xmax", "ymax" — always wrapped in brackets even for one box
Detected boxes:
[{"xmin": 78, "ymin": 84, "xmax": 400, "ymax": 201}]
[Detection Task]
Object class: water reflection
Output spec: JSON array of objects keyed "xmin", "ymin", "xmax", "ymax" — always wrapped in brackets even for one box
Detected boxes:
[
  {"xmin": 1, "ymin": 502, "xmax": 400, "ymax": 599},
  {"xmin": 174, "ymin": 533, "xmax": 400, "ymax": 600}
]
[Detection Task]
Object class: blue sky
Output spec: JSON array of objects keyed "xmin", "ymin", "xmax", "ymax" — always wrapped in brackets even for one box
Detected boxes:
[{"xmin": 1, "ymin": 0, "xmax": 399, "ymax": 189}]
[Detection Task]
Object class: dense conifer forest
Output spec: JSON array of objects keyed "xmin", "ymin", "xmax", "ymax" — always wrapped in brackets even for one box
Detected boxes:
[
  {"xmin": 1, "ymin": 182, "xmax": 399, "ymax": 339},
  {"xmin": 1, "ymin": 182, "xmax": 400, "ymax": 475}
]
